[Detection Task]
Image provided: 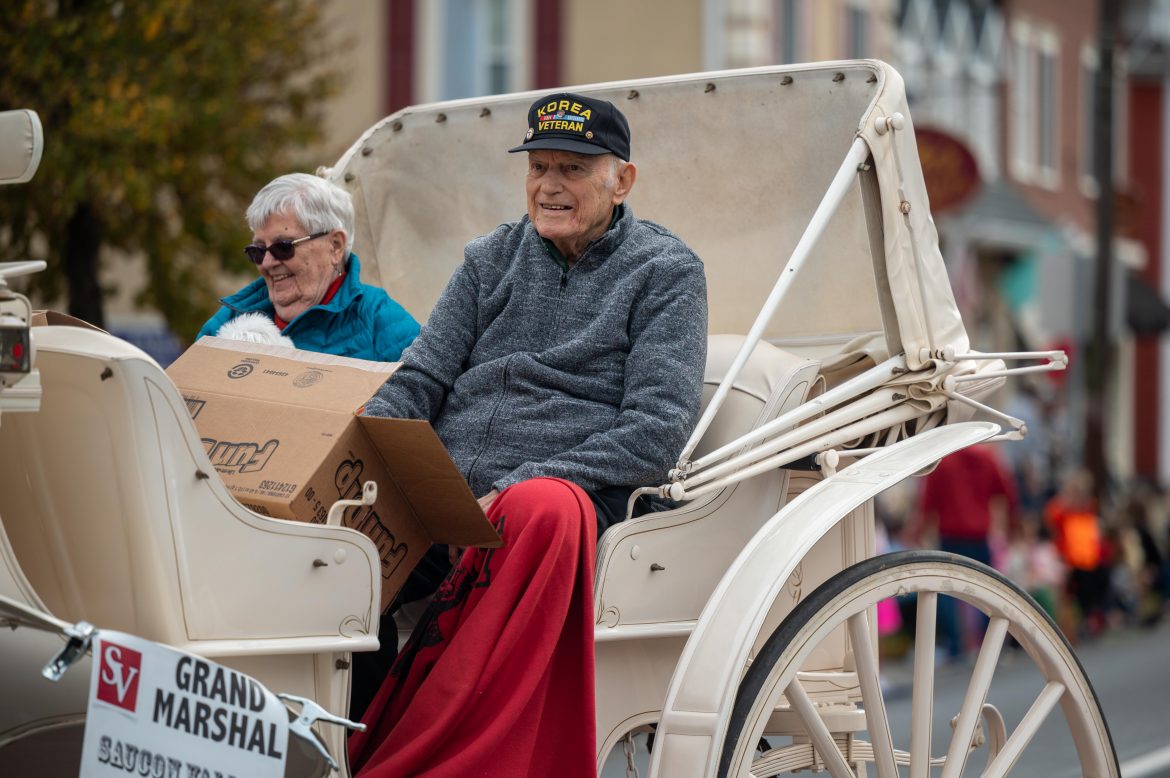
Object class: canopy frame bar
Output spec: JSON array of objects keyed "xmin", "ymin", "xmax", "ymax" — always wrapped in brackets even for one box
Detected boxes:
[{"xmin": 675, "ymin": 137, "xmax": 872, "ymax": 470}]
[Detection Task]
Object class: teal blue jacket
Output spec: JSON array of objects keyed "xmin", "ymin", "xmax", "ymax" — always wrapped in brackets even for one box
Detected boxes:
[{"xmin": 197, "ymin": 253, "xmax": 419, "ymax": 361}]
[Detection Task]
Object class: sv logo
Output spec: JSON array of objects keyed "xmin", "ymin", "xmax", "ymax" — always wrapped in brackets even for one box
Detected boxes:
[{"xmin": 96, "ymin": 642, "xmax": 142, "ymax": 713}]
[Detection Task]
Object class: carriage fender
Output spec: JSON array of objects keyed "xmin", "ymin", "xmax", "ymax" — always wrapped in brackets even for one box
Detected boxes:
[{"xmin": 649, "ymin": 420, "xmax": 1000, "ymax": 778}]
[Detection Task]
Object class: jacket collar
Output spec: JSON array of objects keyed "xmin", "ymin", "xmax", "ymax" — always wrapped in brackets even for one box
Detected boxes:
[
  {"xmin": 220, "ymin": 253, "xmax": 365, "ymax": 321},
  {"xmin": 586, "ymin": 203, "xmax": 632, "ymax": 260}
]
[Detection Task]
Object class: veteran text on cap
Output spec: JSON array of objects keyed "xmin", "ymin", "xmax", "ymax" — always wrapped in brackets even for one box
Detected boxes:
[{"xmin": 509, "ymin": 92, "xmax": 631, "ymax": 160}]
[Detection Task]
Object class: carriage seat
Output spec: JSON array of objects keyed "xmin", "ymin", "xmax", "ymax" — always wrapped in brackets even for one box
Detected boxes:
[
  {"xmin": 395, "ymin": 335, "xmax": 823, "ymax": 645},
  {"xmin": 593, "ymin": 334, "xmax": 822, "ymax": 629},
  {"xmin": 0, "ymin": 326, "xmax": 380, "ymax": 650},
  {"xmin": 0, "ymin": 325, "xmax": 383, "ymax": 773}
]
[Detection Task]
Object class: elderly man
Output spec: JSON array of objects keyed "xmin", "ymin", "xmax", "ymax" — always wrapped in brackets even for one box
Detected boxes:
[{"xmin": 349, "ymin": 92, "xmax": 707, "ymax": 778}]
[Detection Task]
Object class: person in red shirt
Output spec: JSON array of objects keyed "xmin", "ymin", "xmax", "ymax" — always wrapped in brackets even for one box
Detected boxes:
[{"xmin": 914, "ymin": 444, "xmax": 1017, "ymax": 658}]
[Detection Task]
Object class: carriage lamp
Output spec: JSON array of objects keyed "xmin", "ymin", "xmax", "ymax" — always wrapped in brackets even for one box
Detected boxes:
[
  {"xmin": 0, "ymin": 316, "xmax": 30, "ymax": 375},
  {"xmin": 0, "ymin": 310, "xmax": 40, "ymax": 412},
  {"xmin": 0, "ymin": 260, "xmax": 44, "ymax": 409}
]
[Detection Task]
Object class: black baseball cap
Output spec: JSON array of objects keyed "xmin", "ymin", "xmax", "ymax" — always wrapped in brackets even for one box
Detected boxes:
[{"xmin": 508, "ymin": 92, "xmax": 631, "ymax": 160}]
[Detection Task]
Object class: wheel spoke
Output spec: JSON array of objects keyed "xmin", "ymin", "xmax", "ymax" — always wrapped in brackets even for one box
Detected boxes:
[
  {"xmin": 940, "ymin": 615, "xmax": 1009, "ymax": 778},
  {"xmin": 722, "ymin": 553, "xmax": 1117, "ymax": 778},
  {"xmin": 910, "ymin": 591, "xmax": 937, "ymax": 778},
  {"xmin": 784, "ymin": 678, "xmax": 857, "ymax": 778},
  {"xmin": 847, "ymin": 610, "xmax": 899, "ymax": 778},
  {"xmin": 981, "ymin": 682, "xmax": 1065, "ymax": 778}
]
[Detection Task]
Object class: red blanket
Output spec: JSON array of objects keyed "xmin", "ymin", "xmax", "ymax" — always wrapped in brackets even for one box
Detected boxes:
[{"xmin": 348, "ymin": 478, "xmax": 598, "ymax": 777}]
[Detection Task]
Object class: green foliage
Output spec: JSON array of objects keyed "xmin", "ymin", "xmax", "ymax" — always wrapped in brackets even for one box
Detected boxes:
[{"xmin": 0, "ymin": 0, "xmax": 340, "ymax": 338}]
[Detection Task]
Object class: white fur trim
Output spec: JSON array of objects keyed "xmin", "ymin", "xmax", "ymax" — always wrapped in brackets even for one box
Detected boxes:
[{"xmin": 216, "ymin": 312, "xmax": 296, "ymax": 348}]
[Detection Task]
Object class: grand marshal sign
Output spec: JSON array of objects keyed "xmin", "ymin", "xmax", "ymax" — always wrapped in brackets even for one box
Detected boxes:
[{"xmin": 79, "ymin": 631, "xmax": 288, "ymax": 778}]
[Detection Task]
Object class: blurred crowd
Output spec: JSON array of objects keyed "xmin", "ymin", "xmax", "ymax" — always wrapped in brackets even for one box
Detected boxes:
[{"xmin": 876, "ymin": 382, "xmax": 1170, "ymax": 659}]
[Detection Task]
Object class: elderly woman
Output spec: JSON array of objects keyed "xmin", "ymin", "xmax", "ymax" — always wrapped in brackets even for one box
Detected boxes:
[{"xmin": 198, "ymin": 173, "xmax": 419, "ymax": 360}]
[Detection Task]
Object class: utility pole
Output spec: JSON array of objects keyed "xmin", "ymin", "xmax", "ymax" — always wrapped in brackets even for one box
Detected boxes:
[{"xmin": 1085, "ymin": 0, "xmax": 1122, "ymax": 499}]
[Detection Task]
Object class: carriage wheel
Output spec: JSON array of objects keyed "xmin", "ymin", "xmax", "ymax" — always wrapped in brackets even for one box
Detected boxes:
[{"xmin": 718, "ymin": 550, "xmax": 1118, "ymax": 778}]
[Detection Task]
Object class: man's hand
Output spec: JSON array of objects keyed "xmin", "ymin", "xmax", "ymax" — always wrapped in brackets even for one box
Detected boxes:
[
  {"xmin": 478, "ymin": 489, "xmax": 500, "ymax": 512},
  {"xmin": 449, "ymin": 489, "xmax": 501, "ymax": 566}
]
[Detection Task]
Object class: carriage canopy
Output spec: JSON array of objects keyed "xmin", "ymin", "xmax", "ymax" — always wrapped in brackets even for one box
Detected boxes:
[{"xmin": 327, "ymin": 60, "xmax": 967, "ymax": 371}]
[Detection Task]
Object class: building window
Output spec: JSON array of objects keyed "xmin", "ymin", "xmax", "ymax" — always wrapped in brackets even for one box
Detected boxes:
[
  {"xmin": 846, "ymin": 5, "xmax": 870, "ymax": 59},
  {"xmin": 424, "ymin": 0, "xmax": 529, "ymax": 102},
  {"xmin": 1080, "ymin": 45, "xmax": 1129, "ymax": 196},
  {"xmin": 1009, "ymin": 21, "xmax": 1060, "ymax": 189},
  {"xmin": 486, "ymin": 0, "xmax": 512, "ymax": 94},
  {"xmin": 719, "ymin": 0, "xmax": 805, "ymax": 68},
  {"xmin": 725, "ymin": 0, "xmax": 771, "ymax": 68},
  {"xmin": 1080, "ymin": 47, "xmax": 1097, "ymax": 193},
  {"xmin": 1010, "ymin": 24, "xmax": 1035, "ymax": 180},
  {"xmin": 776, "ymin": 0, "xmax": 802, "ymax": 63},
  {"xmin": 1037, "ymin": 46, "xmax": 1058, "ymax": 176},
  {"xmin": 1116, "ymin": 53, "xmax": 1129, "ymax": 186}
]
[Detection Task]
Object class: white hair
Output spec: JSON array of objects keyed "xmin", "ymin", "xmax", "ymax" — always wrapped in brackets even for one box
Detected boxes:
[
  {"xmin": 607, "ymin": 154, "xmax": 624, "ymax": 185},
  {"xmin": 245, "ymin": 173, "xmax": 355, "ymax": 257}
]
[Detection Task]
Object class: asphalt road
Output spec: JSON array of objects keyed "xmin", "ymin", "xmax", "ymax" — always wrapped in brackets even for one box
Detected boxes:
[
  {"xmin": 879, "ymin": 618, "xmax": 1170, "ymax": 777},
  {"xmin": 602, "ymin": 619, "xmax": 1170, "ymax": 777},
  {"xmin": 1056, "ymin": 619, "xmax": 1170, "ymax": 777}
]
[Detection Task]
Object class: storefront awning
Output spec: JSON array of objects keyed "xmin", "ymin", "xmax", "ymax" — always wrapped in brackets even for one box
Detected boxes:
[
  {"xmin": 1127, "ymin": 271, "xmax": 1170, "ymax": 336},
  {"xmin": 939, "ymin": 178, "xmax": 1061, "ymax": 251}
]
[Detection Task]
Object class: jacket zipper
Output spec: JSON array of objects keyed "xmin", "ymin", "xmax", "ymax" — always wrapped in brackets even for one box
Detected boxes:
[
  {"xmin": 549, "ymin": 265, "xmax": 571, "ymax": 348},
  {"xmin": 466, "ymin": 353, "xmax": 514, "ymax": 489}
]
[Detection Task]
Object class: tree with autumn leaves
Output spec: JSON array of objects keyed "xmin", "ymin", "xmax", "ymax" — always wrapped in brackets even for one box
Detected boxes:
[{"xmin": 0, "ymin": 0, "xmax": 339, "ymax": 337}]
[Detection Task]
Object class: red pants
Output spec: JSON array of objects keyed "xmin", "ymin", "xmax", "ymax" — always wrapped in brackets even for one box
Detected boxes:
[{"xmin": 348, "ymin": 478, "xmax": 598, "ymax": 778}]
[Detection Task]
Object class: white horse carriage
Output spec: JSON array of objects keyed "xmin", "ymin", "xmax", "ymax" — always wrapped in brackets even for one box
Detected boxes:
[{"xmin": 0, "ymin": 61, "xmax": 1116, "ymax": 777}]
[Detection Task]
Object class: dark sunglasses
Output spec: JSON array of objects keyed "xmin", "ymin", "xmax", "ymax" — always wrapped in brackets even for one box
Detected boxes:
[{"xmin": 244, "ymin": 231, "xmax": 328, "ymax": 265}]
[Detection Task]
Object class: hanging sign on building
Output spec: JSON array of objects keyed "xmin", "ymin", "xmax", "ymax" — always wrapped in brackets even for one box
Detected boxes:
[{"xmin": 915, "ymin": 126, "xmax": 981, "ymax": 215}]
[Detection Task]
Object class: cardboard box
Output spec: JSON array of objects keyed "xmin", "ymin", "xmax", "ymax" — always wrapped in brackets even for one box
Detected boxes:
[{"xmin": 166, "ymin": 337, "xmax": 500, "ymax": 612}]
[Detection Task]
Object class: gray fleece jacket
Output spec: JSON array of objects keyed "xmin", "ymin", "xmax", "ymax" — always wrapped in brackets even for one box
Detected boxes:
[{"xmin": 363, "ymin": 205, "xmax": 708, "ymax": 497}]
